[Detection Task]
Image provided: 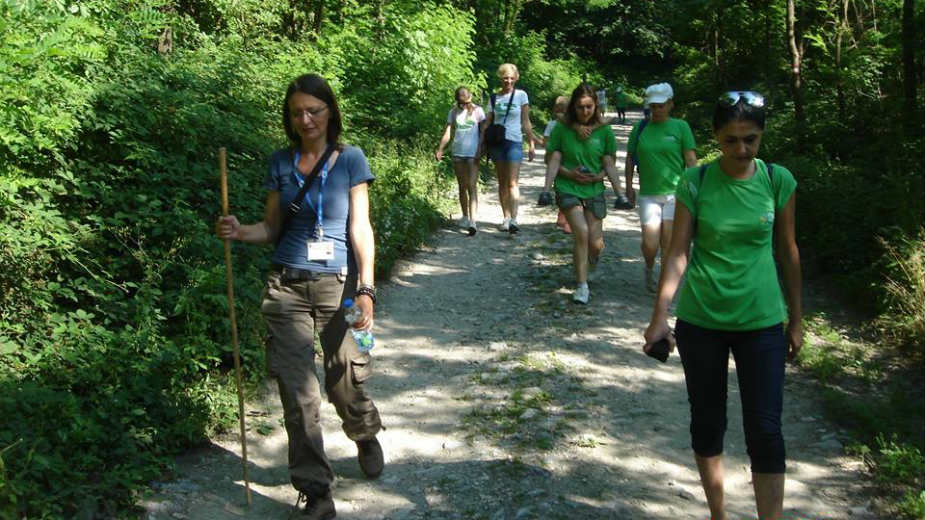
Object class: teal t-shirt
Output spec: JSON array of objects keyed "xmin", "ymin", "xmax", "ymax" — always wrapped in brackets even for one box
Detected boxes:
[
  {"xmin": 615, "ymin": 91, "xmax": 627, "ymax": 108},
  {"xmin": 675, "ymin": 159, "xmax": 797, "ymax": 331},
  {"xmin": 548, "ymin": 123, "xmax": 617, "ymax": 199},
  {"xmin": 627, "ymin": 118, "xmax": 696, "ymax": 196}
]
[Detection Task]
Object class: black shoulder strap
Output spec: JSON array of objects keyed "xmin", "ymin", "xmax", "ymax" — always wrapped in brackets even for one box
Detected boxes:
[
  {"xmin": 499, "ymin": 89, "xmax": 516, "ymax": 124},
  {"xmin": 278, "ymin": 144, "xmax": 335, "ymax": 244}
]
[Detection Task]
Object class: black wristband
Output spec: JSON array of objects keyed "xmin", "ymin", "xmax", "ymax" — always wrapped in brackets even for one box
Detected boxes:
[{"xmin": 356, "ymin": 285, "xmax": 377, "ymax": 304}]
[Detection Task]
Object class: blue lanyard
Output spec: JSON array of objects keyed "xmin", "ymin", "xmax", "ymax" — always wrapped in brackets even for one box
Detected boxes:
[{"xmin": 292, "ymin": 151, "xmax": 330, "ymax": 238}]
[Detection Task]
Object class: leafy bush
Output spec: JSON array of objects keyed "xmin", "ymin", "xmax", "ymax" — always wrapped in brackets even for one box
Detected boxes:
[{"xmin": 875, "ymin": 229, "xmax": 925, "ymax": 353}]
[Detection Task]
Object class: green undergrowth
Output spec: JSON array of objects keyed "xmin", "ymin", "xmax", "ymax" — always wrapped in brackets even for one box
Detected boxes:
[{"xmin": 798, "ymin": 313, "xmax": 924, "ymax": 518}]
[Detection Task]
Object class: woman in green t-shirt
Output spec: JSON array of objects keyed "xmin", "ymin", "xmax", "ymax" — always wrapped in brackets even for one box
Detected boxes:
[
  {"xmin": 544, "ymin": 83, "xmax": 623, "ymax": 304},
  {"xmin": 643, "ymin": 92, "xmax": 803, "ymax": 520},
  {"xmin": 625, "ymin": 82, "xmax": 698, "ymax": 292}
]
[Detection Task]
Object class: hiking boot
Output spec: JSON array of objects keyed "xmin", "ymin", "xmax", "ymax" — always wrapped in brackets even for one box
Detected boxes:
[
  {"xmin": 291, "ymin": 491, "xmax": 336, "ymax": 520},
  {"xmin": 614, "ymin": 193, "xmax": 634, "ymax": 210},
  {"xmin": 572, "ymin": 285, "xmax": 590, "ymax": 304},
  {"xmin": 537, "ymin": 191, "xmax": 553, "ymax": 206},
  {"xmin": 357, "ymin": 437, "xmax": 384, "ymax": 478}
]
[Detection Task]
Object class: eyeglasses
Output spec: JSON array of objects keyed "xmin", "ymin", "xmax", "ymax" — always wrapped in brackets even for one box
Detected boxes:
[
  {"xmin": 718, "ymin": 91, "xmax": 765, "ymax": 108},
  {"xmin": 290, "ymin": 105, "xmax": 328, "ymax": 119}
]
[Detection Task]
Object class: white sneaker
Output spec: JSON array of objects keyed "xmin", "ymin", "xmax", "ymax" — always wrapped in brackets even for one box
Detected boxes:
[
  {"xmin": 498, "ymin": 218, "xmax": 511, "ymax": 231},
  {"xmin": 458, "ymin": 217, "xmax": 470, "ymax": 229},
  {"xmin": 572, "ymin": 284, "xmax": 590, "ymax": 304},
  {"xmin": 508, "ymin": 219, "xmax": 520, "ymax": 234},
  {"xmin": 467, "ymin": 220, "xmax": 477, "ymax": 236},
  {"xmin": 645, "ymin": 266, "xmax": 657, "ymax": 293}
]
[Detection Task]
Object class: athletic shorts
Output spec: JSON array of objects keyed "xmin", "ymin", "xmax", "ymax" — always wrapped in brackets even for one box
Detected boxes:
[
  {"xmin": 488, "ymin": 139, "xmax": 523, "ymax": 163},
  {"xmin": 637, "ymin": 194, "xmax": 676, "ymax": 225},
  {"xmin": 556, "ymin": 191, "xmax": 607, "ymax": 220}
]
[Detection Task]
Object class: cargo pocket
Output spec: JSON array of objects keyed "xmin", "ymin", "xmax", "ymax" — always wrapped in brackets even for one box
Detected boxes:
[{"xmin": 350, "ymin": 353, "xmax": 373, "ymax": 385}]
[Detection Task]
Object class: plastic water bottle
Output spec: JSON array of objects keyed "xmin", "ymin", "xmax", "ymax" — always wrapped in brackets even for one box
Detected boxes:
[{"xmin": 343, "ymin": 298, "xmax": 375, "ymax": 352}]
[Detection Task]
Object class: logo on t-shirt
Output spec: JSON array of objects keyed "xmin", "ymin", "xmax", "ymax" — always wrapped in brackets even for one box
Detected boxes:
[
  {"xmin": 760, "ymin": 211, "xmax": 775, "ymax": 226},
  {"xmin": 664, "ymin": 135, "xmax": 678, "ymax": 142}
]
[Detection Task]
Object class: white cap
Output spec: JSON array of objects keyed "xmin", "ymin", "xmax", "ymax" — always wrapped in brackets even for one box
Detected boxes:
[{"xmin": 645, "ymin": 83, "xmax": 673, "ymax": 104}]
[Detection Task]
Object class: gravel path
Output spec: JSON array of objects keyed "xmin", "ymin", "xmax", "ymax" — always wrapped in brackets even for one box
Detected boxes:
[{"xmin": 143, "ymin": 112, "xmax": 879, "ymax": 520}]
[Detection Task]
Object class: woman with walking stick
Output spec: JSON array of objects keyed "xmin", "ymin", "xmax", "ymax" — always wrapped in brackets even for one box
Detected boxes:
[{"xmin": 216, "ymin": 73, "xmax": 383, "ymax": 520}]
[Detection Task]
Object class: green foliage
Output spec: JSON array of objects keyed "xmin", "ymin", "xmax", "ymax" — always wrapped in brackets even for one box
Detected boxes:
[{"xmin": 874, "ymin": 229, "xmax": 925, "ymax": 352}]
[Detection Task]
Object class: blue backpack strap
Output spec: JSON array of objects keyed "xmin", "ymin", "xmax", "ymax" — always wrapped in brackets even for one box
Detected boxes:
[{"xmin": 631, "ymin": 118, "xmax": 649, "ymax": 165}]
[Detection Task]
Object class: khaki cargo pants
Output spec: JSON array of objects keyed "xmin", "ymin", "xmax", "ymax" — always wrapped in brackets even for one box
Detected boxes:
[{"xmin": 261, "ymin": 270, "xmax": 382, "ymax": 497}]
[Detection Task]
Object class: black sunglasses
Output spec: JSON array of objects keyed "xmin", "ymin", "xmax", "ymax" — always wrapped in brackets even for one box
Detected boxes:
[{"xmin": 718, "ymin": 91, "xmax": 765, "ymax": 108}]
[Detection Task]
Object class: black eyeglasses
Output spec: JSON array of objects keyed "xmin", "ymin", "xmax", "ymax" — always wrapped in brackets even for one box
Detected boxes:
[
  {"xmin": 718, "ymin": 91, "xmax": 765, "ymax": 108},
  {"xmin": 290, "ymin": 106, "xmax": 328, "ymax": 119}
]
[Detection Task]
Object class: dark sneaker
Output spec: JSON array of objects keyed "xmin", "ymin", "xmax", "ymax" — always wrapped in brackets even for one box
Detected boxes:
[
  {"xmin": 508, "ymin": 219, "xmax": 520, "ymax": 234},
  {"xmin": 537, "ymin": 191, "xmax": 553, "ymax": 206},
  {"xmin": 357, "ymin": 438, "xmax": 384, "ymax": 478},
  {"xmin": 291, "ymin": 491, "xmax": 336, "ymax": 520},
  {"xmin": 614, "ymin": 193, "xmax": 633, "ymax": 210}
]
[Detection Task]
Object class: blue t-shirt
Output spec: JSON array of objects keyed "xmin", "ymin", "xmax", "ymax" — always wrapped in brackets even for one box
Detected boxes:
[{"xmin": 263, "ymin": 145, "xmax": 375, "ymax": 273}]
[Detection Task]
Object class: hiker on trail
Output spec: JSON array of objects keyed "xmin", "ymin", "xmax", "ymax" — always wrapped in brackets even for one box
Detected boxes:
[
  {"xmin": 614, "ymin": 86, "xmax": 627, "ymax": 124},
  {"xmin": 596, "ymin": 86, "xmax": 607, "ymax": 114},
  {"xmin": 480, "ymin": 63, "xmax": 536, "ymax": 234},
  {"xmin": 643, "ymin": 91, "xmax": 802, "ymax": 520},
  {"xmin": 543, "ymin": 83, "xmax": 624, "ymax": 304},
  {"xmin": 436, "ymin": 86, "xmax": 486, "ymax": 236},
  {"xmin": 625, "ymin": 82, "xmax": 697, "ymax": 292},
  {"xmin": 215, "ymin": 73, "xmax": 383, "ymax": 520}
]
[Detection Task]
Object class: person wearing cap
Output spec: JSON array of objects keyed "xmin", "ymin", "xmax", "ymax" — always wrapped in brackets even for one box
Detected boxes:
[{"xmin": 625, "ymin": 82, "xmax": 697, "ymax": 292}]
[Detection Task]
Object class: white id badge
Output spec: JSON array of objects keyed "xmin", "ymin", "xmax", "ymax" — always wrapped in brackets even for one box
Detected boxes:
[{"xmin": 306, "ymin": 240, "xmax": 335, "ymax": 261}]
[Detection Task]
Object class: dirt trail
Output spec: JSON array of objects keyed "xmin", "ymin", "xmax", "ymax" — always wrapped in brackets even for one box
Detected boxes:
[{"xmin": 143, "ymin": 111, "xmax": 879, "ymax": 520}]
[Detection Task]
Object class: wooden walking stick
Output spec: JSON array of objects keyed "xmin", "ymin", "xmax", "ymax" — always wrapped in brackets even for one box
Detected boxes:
[{"xmin": 219, "ymin": 147, "xmax": 252, "ymax": 506}]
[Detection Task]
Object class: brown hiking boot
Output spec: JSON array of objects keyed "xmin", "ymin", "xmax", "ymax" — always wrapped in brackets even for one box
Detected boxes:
[
  {"xmin": 356, "ymin": 437, "xmax": 384, "ymax": 478},
  {"xmin": 291, "ymin": 491, "xmax": 336, "ymax": 520}
]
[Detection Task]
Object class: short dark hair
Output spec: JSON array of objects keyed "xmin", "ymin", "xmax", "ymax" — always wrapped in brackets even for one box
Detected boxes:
[
  {"xmin": 282, "ymin": 74, "xmax": 343, "ymax": 148},
  {"xmin": 713, "ymin": 98, "xmax": 766, "ymax": 132},
  {"xmin": 564, "ymin": 83, "xmax": 601, "ymax": 126}
]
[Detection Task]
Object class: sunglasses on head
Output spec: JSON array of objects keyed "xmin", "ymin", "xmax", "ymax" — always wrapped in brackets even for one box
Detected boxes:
[{"xmin": 718, "ymin": 91, "xmax": 765, "ymax": 108}]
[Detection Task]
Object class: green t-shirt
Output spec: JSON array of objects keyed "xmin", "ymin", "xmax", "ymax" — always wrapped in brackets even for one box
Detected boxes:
[
  {"xmin": 615, "ymin": 91, "xmax": 627, "ymax": 108},
  {"xmin": 548, "ymin": 123, "xmax": 617, "ymax": 199},
  {"xmin": 675, "ymin": 159, "xmax": 797, "ymax": 331},
  {"xmin": 627, "ymin": 118, "xmax": 696, "ymax": 196}
]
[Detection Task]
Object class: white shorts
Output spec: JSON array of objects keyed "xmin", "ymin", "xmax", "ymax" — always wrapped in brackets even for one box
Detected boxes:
[{"xmin": 637, "ymin": 195, "xmax": 676, "ymax": 226}]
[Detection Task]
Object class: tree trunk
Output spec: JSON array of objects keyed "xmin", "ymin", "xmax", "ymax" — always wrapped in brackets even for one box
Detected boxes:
[
  {"xmin": 786, "ymin": 0, "xmax": 806, "ymax": 131},
  {"xmin": 902, "ymin": 0, "xmax": 918, "ymax": 113},
  {"xmin": 836, "ymin": 0, "xmax": 848, "ymax": 120},
  {"xmin": 312, "ymin": 0, "xmax": 324, "ymax": 36}
]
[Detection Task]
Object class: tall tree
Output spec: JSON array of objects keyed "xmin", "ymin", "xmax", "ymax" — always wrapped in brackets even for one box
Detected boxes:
[
  {"xmin": 786, "ymin": 0, "xmax": 806, "ymax": 132},
  {"xmin": 902, "ymin": 0, "xmax": 918, "ymax": 113}
]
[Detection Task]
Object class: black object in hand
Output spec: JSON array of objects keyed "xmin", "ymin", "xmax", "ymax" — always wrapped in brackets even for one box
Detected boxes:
[{"xmin": 646, "ymin": 337, "xmax": 671, "ymax": 363}]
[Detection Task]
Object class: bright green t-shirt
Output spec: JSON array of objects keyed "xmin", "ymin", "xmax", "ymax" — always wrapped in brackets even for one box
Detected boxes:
[
  {"xmin": 548, "ymin": 123, "xmax": 617, "ymax": 199},
  {"xmin": 675, "ymin": 159, "xmax": 797, "ymax": 331},
  {"xmin": 627, "ymin": 118, "xmax": 696, "ymax": 196}
]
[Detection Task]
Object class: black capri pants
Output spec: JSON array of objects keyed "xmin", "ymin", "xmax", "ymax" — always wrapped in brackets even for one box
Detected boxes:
[{"xmin": 675, "ymin": 319, "xmax": 787, "ymax": 473}]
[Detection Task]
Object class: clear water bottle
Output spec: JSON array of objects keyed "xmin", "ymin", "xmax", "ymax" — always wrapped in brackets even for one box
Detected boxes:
[{"xmin": 343, "ymin": 298, "xmax": 375, "ymax": 352}]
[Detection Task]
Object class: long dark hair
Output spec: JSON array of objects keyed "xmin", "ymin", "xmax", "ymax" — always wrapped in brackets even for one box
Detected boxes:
[
  {"xmin": 564, "ymin": 83, "xmax": 602, "ymax": 126},
  {"xmin": 282, "ymin": 74, "xmax": 343, "ymax": 148}
]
